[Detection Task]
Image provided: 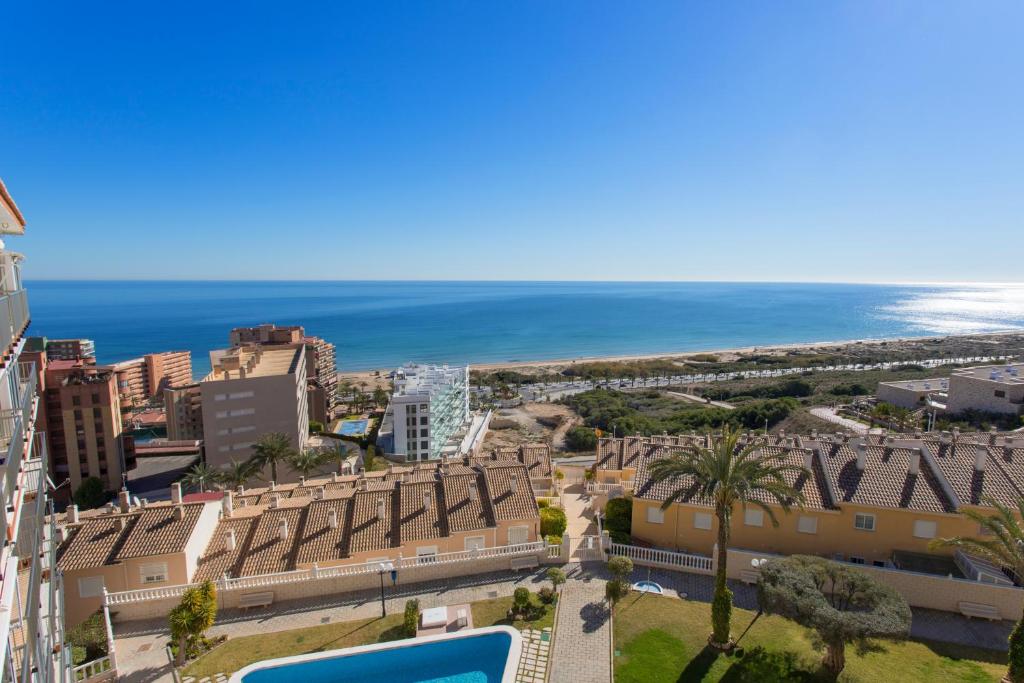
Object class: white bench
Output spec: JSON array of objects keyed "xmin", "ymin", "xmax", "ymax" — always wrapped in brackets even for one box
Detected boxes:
[
  {"xmin": 739, "ymin": 569, "xmax": 760, "ymax": 585},
  {"xmin": 238, "ymin": 591, "xmax": 274, "ymax": 610},
  {"xmin": 958, "ymin": 601, "xmax": 1001, "ymax": 621},
  {"xmin": 510, "ymin": 556, "xmax": 540, "ymax": 571}
]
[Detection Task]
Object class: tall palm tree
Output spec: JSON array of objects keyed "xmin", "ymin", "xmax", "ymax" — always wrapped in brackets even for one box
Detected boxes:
[
  {"xmin": 249, "ymin": 432, "xmax": 297, "ymax": 483},
  {"xmin": 180, "ymin": 462, "xmax": 221, "ymax": 493},
  {"xmin": 647, "ymin": 425, "xmax": 806, "ymax": 647},
  {"xmin": 220, "ymin": 459, "xmax": 258, "ymax": 490},
  {"xmin": 289, "ymin": 447, "xmax": 331, "ymax": 479},
  {"xmin": 930, "ymin": 497, "xmax": 1024, "ymax": 682}
]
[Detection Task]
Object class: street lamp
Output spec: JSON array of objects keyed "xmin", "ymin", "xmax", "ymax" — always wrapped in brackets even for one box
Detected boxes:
[{"xmin": 377, "ymin": 561, "xmax": 395, "ymax": 617}]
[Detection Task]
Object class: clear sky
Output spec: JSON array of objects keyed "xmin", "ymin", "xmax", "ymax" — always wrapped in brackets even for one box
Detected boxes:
[{"xmin": 3, "ymin": 2, "xmax": 1022, "ymax": 282}]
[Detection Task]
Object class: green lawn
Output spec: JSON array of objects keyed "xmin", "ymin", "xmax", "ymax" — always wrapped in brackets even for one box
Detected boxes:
[
  {"xmin": 183, "ymin": 593, "xmax": 556, "ymax": 678},
  {"xmin": 613, "ymin": 592, "xmax": 1007, "ymax": 683}
]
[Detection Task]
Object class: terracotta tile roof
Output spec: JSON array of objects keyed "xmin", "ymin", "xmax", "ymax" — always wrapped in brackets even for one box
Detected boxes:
[
  {"xmin": 924, "ymin": 441, "xmax": 1023, "ymax": 508},
  {"xmin": 817, "ymin": 442, "xmax": 955, "ymax": 513},
  {"xmin": 294, "ymin": 497, "xmax": 353, "ymax": 565},
  {"xmin": 633, "ymin": 445, "xmax": 710, "ymax": 505},
  {"xmin": 194, "ymin": 516, "xmax": 259, "ymax": 581},
  {"xmin": 114, "ymin": 504, "xmax": 204, "ymax": 560},
  {"xmin": 442, "ymin": 470, "xmax": 492, "ymax": 533},
  {"xmin": 349, "ymin": 489, "xmax": 398, "ymax": 555},
  {"xmin": 486, "ymin": 444, "xmax": 553, "ymax": 478},
  {"xmin": 484, "ymin": 464, "xmax": 538, "ymax": 521},
  {"xmin": 57, "ymin": 514, "xmax": 140, "ymax": 571},
  {"xmin": 397, "ymin": 481, "xmax": 444, "ymax": 544},
  {"xmin": 235, "ymin": 507, "xmax": 306, "ymax": 576}
]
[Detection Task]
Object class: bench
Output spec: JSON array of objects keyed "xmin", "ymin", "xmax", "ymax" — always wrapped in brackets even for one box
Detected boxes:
[
  {"xmin": 238, "ymin": 591, "xmax": 274, "ymax": 610},
  {"xmin": 958, "ymin": 601, "xmax": 1001, "ymax": 621},
  {"xmin": 510, "ymin": 556, "xmax": 540, "ymax": 571},
  {"xmin": 739, "ymin": 569, "xmax": 761, "ymax": 585}
]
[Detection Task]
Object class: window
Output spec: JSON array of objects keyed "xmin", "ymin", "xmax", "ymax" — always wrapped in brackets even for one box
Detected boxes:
[
  {"xmin": 214, "ymin": 393, "xmax": 227, "ymax": 401},
  {"xmin": 872, "ymin": 560, "xmax": 886, "ymax": 568},
  {"xmin": 464, "ymin": 536, "xmax": 486, "ymax": 551},
  {"xmin": 420, "ymin": 429, "xmax": 428, "ymax": 437},
  {"xmin": 420, "ymin": 416, "xmax": 428, "ymax": 425},
  {"xmin": 78, "ymin": 576, "xmax": 105, "ymax": 598},
  {"xmin": 849, "ymin": 556, "xmax": 865, "ymax": 565},
  {"xmin": 416, "ymin": 546, "xmax": 438, "ymax": 564},
  {"xmin": 646, "ymin": 507, "xmax": 665, "ymax": 524},
  {"xmin": 744, "ymin": 509, "xmax": 764, "ymax": 527},
  {"xmin": 995, "ymin": 390, "xmax": 1006, "ymax": 398},
  {"xmin": 508, "ymin": 526, "xmax": 529, "ymax": 545},
  {"xmin": 229, "ymin": 391, "xmax": 254, "ymax": 399},
  {"xmin": 419, "ymin": 404, "xmax": 428, "ymax": 411},
  {"xmin": 139, "ymin": 562, "xmax": 168, "ymax": 584},
  {"xmin": 693, "ymin": 512, "xmax": 712, "ymax": 530},
  {"xmin": 854, "ymin": 513, "xmax": 875, "ymax": 531},
  {"xmin": 913, "ymin": 520, "xmax": 937, "ymax": 539},
  {"xmin": 228, "ymin": 408, "xmax": 255, "ymax": 417},
  {"xmin": 797, "ymin": 516, "xmax": 818, "ymax": 534},
  {"xmin": 409, "ymin": 441, "xmax": 417, "ymax": 451},
  {"xmin": 409, "ymin": 405, "xmax": 417, "ymax": 414},
  {"xmin": 72, "ymin": 396, "xmax": 81, "ymax": 407},
  {"xmin": 421, "ymin": 440, "xmax": 428, "ymax": 450}
]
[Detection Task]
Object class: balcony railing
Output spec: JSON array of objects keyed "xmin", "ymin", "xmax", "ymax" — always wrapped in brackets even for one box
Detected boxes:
[{"xmin": 0, "ymin": 290, "xmax": 28, "ymax": 356}]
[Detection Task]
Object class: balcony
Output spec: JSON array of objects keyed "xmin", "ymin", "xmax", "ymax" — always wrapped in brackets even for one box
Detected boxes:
[{"xmin": 0, "ymin": 289, "xmax": 28, "ymax": 359}]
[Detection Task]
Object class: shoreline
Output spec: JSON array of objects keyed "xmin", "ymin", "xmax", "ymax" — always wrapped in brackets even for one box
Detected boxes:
[{"xmin": 337, "ymin": 329, "xmax": 1024, "ymax": 383}]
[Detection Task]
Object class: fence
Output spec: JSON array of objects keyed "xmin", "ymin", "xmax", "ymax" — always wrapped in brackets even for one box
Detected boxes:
[
  {"xmin": 72, "ymin": 656, "xmax": 114, "ymax": 682},
  {"xmin": 609, "ymin": 543, "xmax": 714, "ymax": 574}
]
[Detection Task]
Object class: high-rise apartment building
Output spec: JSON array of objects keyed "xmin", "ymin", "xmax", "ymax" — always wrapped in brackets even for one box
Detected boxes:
[
  {"xmin": 107, "ymin": 350, "xmax": 192, "ymax": 409},
  {"xmin": 390, "ymin": 363, "xmax": 472, "ymax": 461},
  {"xmin": 40, "ymin": 338, "xmax": 95, "ymax": 361},
  {"xmin": 0, "ymin": 178, "xmax": 72, "ymax": 682},
  {"xmin": 201, "ymin": 344, "xmax": 309, "ymax": 477},
  {"xmin": 228, "ymin": 324, "xmax": 338, "ymax": 418},
  {"xmin": 42, "ymin": 359, "xmax": 135, "ymax": 493},
  {"xmin": 164, "ymin": 383, "xmax": 204, "ymax": 441}
]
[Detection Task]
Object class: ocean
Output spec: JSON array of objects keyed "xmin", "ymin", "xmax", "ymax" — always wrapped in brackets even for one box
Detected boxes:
[{"xmin": 23, "ymin": 280, "xmax": 1024, "ymax": 378}]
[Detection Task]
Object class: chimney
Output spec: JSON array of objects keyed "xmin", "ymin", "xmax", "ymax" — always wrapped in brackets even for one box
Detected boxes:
[
  {"xmin": 328, "ymin": 508, "xmax": 338, "ymax": 529},
  {"xmin": 469, "ymin": 481, "xmax": 479, "ymax": 501},
  {"xmin": 810, "ymin": 430, "xmax": 818, "ymax": 440},
  {"xmin": 377, "ymin": 498, "xmax": 387, "ymax": 520},
  {"xmin": 225, "ymin": 528, "xmax": 237, "ymax": 552},
  {"xmin": 67, "ymin": 505, "xmax": 79, "ymax": 524},
  {"xmin": 802, "ymin": 450, "xmax": 813, "ymax": 470},
  {"xmin": 117, "ymin": 517, "xmax": 128, "ymax": 530},
  {"xmin": 908, "ymin": 449, "xmax": 921, "ymax": 475},
  {"xmin": 990, "ymin": 427, "xmax": 999, "ymax": 445},
  {"xmin": 315, "ymin": 486, "xmax": 325, "ymax": 500},
  {"xmin": 269, "ymin": 481, "xmax": 276, "ymax": 491},
  {"xmin": 331, "ymin": 472, "xmax": 339, "ymax": 483},
  {"xmin": 271, "ymin": 493, "xmax": 281, "ymax": 508},
  {"xmin": 299, "ymin": 475, "xmax": 306, "ymax": 486},
  {"xmin": 423, "ymin": 491, "xmax": 432, "ymax": 510},
  {"xmin": 975, "ymin": 445, "xmax": 989, "ymax": 472},
  {"xmin": 510, "ymin": 474, "xmax": 519, "ymax": 492},
  {"xmin": 174, "ymin": 506, "xmax": 185, "ymax": 521},
  {"xmin": 171, "ymin": 482, "xmax": 182, "ymax": 505},
  {"xmin": 237, "ymin": 485, "xmax": 245, "ymax": 494},
  {"xmin": 855, "ymin": 443, "xmax": 867, "ymax": 471},
  {"xmin": 118, "ymin": 488, "xmax": 131, "ymax": 514},
  {"xmin": 223, "ymin": 491, "xmax": 234, "ymax": 518},
  {"xmin": 278, "ymin": 518, "xmax": 289, "ymax": 541}
]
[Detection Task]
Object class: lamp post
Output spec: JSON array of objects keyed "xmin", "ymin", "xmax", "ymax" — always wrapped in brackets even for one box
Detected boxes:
[{"xmin": 377, "ymin": 561, "xmax": 395, "ymax": 617}]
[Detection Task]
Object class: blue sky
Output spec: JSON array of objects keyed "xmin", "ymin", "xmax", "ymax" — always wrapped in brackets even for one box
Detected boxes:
[{"xmin": 3, "ymin": 2, "xmax": 1022, "ymax": 282}]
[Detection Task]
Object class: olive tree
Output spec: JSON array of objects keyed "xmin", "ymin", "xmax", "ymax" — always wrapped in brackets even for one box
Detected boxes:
[{"xmin": 757, "ymin": 556, "xmax": 910, "ymax": 679}]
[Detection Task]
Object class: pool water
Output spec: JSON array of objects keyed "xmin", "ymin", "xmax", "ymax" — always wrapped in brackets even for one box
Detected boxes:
[
  {"xmin": 336, "ymin": 419, "xmax": 369, "ymax": 436},
  {"xmin": 633, "ymin": 581, "xmax": 664, "ymax": 594},
  {"xmin": 235, "ymin": 629, "xmax": 515, "ymax": 683}
]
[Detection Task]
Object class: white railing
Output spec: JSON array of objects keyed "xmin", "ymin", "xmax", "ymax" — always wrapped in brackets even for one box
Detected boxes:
[
  {"xmin": 72, "ymin": 655, "xmax": 113, "ymax": 682},
  {"xmin": 609, "ymin": 543, "xmax": 713, "ymax": 574},
  {"xmin": 955, "ymin": 549, "xmax": 1014, "ymax": 586},
  {"xmin": 106, "ymin": 541, "xmax": 549, "ymax": 606}
]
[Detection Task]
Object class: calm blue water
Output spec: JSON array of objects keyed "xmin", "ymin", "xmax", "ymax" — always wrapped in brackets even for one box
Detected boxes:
[
  {"xmin": 240, "ymin": 631, "xmax": 511, "ymax": 683},
  {"xmin": 24, "ymin": 280, "xmax": 1024, "ymax": 377},
  {"xmin": 337, "ymin": 419, "xmax": 370, "ymax": 436}
]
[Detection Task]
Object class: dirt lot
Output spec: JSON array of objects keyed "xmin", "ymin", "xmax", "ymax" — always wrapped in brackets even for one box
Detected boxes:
[{"xmin": 482, "ymin": 402, "xmax": 581, "ymax": 451}]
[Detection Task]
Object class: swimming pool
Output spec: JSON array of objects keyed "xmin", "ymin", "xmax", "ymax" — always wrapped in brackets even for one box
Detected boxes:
[
  {"xmin": 229, "ymin": 626, "xmax": 521, "ymax": 683},
  {"xmin": 336, "ymin": 418, "xmax": 369, "ymax": 436}
]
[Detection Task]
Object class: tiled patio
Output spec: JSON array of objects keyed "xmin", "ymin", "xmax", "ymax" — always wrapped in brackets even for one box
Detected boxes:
[{"xmin": 516, "ymin": 627, "xmax": 552, "ymax": 683}]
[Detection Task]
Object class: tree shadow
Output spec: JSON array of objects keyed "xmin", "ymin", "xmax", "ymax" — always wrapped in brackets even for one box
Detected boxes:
[
  {"xmin": 918, "ymin": 638, "xmax": 1008, "ymax": 666},
  {"xmin": 718, "ymin": 646, "xmax": 819, "ymax": 683},
  {"xmin": 580, "ymin": 602, "xmax": 609, "ymax": 633},
  {"xmin": 677, "ymin": 645, "xmax": 718, "ymax": 682}
]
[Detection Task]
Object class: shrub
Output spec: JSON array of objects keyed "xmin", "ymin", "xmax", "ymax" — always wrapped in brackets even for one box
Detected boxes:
[
  {"xmin": 545, "ymin": 534, "xmax": 563, "ymax": 546},
  {"xmin": 607, "ymin": 555, "xmax": 633, "ymax": 582},
  {"xmin": 546, "ymin": 567, "xmax": 566, "ymax": 591},
  {"xmin": 540, "ymin": 506, "xmax": 567, "ymax": 538},
  {"xmin": 308, "ymin": 420, "xmax": 324, "ymax": 434},
  {"xmin": 605, "ymin": 579, "xmax": 630, "ymax": 605},
  {"xmin": 564, "ymin": 426, "xmax": 598, "ymax": 451},
  {"xmin": 537, "ymin": 499, "xmax": 550, "ymax": 509},
  {"xmin": 512, "ymin": 587, "xmax": 531, "ymax": 615},
  {"xmin": 73, "ymin": 477, "xmax": 108, "ymax": 510},
  {"xmin": 67, "ymin": 611, "xmax": 107, "ymax": 664},
  {"xmin": 403, "ymin": 599, "xmax": 420, "ymax": 637},
  {"xmin": 1010, "ymin": 618, "xmax": 1024, "ymax": 682},
  {"xmin": 538, "ymin": 587, "xmax": 556, "ymax": 604},
  {"xmin": 604, "ymin": 497, "xmax": 632, "ymax": 543}
]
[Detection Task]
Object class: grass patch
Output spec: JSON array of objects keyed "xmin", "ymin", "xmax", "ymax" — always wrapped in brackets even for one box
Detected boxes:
[
  {"xmin": 182, "ymin": 614, "xmax": 404, "ymax": 678},
  {"xmin": 613, "ymin": 592, "xmax": 1006, "ymax": 682},
  {"xmin": 471, "ymin": 594, "xmax": 556, "ymax": 632}
]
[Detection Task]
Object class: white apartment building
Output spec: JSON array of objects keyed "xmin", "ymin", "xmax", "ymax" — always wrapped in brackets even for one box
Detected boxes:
[
  {"xmin": 877, "ymin": 363, "xmax": 1024, "ymax": 416},
  {"xmin": 0, "ymin": 179, "xmax": 72, "ymax": 682},
  {"xmin": 390, "ymin": 363, "xmax": 471, "ymax": 461},
  {"xmin": 200, "ymin": 344, "xmax": 309, "ymax": 476}
]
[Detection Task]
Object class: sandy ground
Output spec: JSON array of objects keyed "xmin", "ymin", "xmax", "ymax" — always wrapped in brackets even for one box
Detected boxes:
[
  {"xmin": 337, "ymin": 331, "xmax": 1024, "ymax": 386},
  {"xmin": 482, "ymin": 402, "xmax": 580, "ymax": 450}
]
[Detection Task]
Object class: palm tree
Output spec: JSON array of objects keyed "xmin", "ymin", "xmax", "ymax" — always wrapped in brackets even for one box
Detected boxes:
[
  {"xmin": 249, "ymin": 432, "xmax": 298, "ymax": 483},
  {"xmin": 373, "ymin": 386, "xmax": 389, "ymax": 409},
  {"xmin": 930, "ymin": 497, "xmax": 1024, "ymax": 682},
  {"xmin": 168, "ymin": 580, "xmax": 217, "ymax": 666},
  {"xmin": 647, "ymin": 425, "xmax": 806, "ymax": 647},
  {"xmin": 220, "ymin": 459, "xmax": 258, "ymax": 490},
  {"xmin": 289, "ymin": 447, "xmax": 331, "ymax": 479},
  {"xmin": 180, "ymin": 463, "xmax": 222, "ymax": 493}
]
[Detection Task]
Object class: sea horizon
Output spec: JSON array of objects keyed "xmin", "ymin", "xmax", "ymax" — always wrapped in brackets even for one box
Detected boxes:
[{"xmin": 24, "ymin": 280, "xmax": 1024, "ymax": 377}]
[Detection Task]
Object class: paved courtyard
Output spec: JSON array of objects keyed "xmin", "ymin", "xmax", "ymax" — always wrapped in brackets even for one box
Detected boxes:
[{"xmin": 548, "ymin": 567, "xmax": 610, "ymax": 683}]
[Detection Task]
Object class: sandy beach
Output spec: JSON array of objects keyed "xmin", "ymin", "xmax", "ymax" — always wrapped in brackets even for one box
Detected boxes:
[{"xmin": 337, "ymin": 330, "xmax": 1024, "ymax": 388}]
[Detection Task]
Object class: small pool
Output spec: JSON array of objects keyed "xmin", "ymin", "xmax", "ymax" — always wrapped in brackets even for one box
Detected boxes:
[
  {"xmin": 230, "ymin": 626, "xmax": 521, "ymax": 683},
  {"xmin": 336, "ymin": 419, "xmax": 370, "ymax": 436},
  {"xmin": 633, "ymin": 581, "xmax": 664, "ymax": 594}
]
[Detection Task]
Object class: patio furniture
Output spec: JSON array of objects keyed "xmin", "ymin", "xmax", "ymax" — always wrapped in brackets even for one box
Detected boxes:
[
  {"xmin": 739, "ymin": 569, "xmax": 760, "ymax": 585},
  {"xmin": 239, "ymin": 591, "xmax": 274, "ymax": 610},
  {"xmin": 421, "ymin": 606, "xmax": 448, "ymax": 629},
  {"xmin": 958, "ymin": 601, "xmax": 1001, "ymax": 621}
]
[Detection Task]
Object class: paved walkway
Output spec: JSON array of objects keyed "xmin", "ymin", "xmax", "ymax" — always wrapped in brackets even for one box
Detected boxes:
[
  {"xmin": 548, "ymin": 570, "xmax": 611, "ymax": 683},
  {"xmin": 809, "ymin": 406, "xmax": 873, "ymax": 434},
  {"xmin": 667, "ymin": 391, "xmax": 735, "ymax": 410}
]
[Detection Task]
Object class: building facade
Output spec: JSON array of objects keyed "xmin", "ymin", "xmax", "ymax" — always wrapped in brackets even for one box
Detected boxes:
[
  {"xmin": 164, "ymin": 384, "xmax": 204, "ymax": 441},
  {"xmin": 0, "ymin": 178, "xmax": 72, "ymax": 682},
  {"xmin": 108, "ymin": 351, "xmax": 192, "ymax": 409},
  {"xmin": 945, "ymin": 364, "xmax": 1024, "ymax": 416},
  {"xmin": 40, "ymin": 338, "xmax": 95, "ymax": 361},
  {"xmin": 390, "ymin": 363, "xmax": 472, "ymax": 461},
  {"xmin": 200, "ymin": 344, "xmax": 309, "ymax": 476}
]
